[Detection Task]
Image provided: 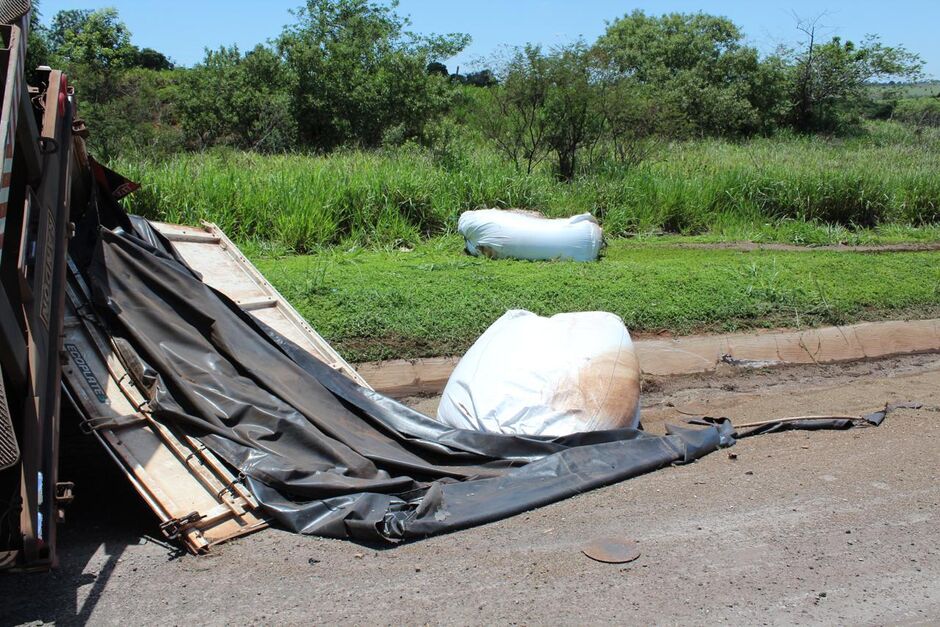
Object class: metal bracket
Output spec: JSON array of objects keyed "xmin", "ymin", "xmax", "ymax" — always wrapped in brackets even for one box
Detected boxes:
[
  {"xmin": 71, "ymin": 118, "xmax": 88, "ymax": 138},
  {"xmin": 217, "ymin": 471, "xmax": 247, "ymax": 500},
  {"xmin": 78, "ymin": 414, "xmax": 146, "ymax": 435},
  {"xmin": 37, "ymin": 135, "xmax": 57, "ymax": 154},
  {"xmin": 55, "ymin": 481, "xmax": 75, "ymax": 524},
  {"xmin": 54, "ymin": 481, "xmax": 74, "ymax": 504},
  {"xmin": 159, "ymin": 512, "xmax": 205, "ymax": 540}
]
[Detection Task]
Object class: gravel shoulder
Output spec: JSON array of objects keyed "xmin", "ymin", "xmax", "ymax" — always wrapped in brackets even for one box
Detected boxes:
[{"xmin": 2, "ymin": 354, "xmax": 939, "ymax": 625}]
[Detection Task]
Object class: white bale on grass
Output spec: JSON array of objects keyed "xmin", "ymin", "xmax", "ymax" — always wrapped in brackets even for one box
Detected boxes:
[
  {"xmin": 437, "ymin": 310, "xmax": 641, "ymax": 437},
  {"xmin": 457, "ymin": 209, "xmax": 603, "ymax": 262}
]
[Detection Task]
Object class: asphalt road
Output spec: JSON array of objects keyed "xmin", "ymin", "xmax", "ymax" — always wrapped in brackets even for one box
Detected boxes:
[{"xmin": 2, "ymin": 354, "xmax": 939, "ymax": 625}]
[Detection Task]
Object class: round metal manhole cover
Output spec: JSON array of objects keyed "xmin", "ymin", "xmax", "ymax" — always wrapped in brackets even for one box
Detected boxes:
[{"xmin": 581, "ymin": 537, "xmax": 641, "ymax": 564}]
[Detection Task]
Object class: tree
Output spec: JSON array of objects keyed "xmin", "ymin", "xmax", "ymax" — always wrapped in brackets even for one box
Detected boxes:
[
  {"xmin": 464, "ymin": 69, "xmax": 496, "ymax": 87},
  {"xmin": 786, "ymin": 17, "xmax": 923, "ymax": 132},
  {"xmin": 426, "ymin": 61, "xmax": 448, "ymax": 76},
  {"xmin": 277, "ymin": 0, "xmax": 470, "ymax": 149},
  {"xmin": 25, "ymin": 1, "xmax": 52, "ymax": 84},
  {"xmin": 486, "ymin": 44, "xmax": 604, "ymax": 180},
  {"xmin": 599, "ymin": 79, "xmax": 683, "ymax": 166},
  {"xmin": 542, "ymin": 43, "xmax": 604, "ymax": 180},
  {"xmin": 134, "ymin": 47, "xmax": 173, "ymax": 71},
  {"xmin": 45, "ymin": 6, "xmax": 138, "ymax": 116},
  {"xmin": 49, "ymin": 8, "xmax": 136, "ymax": 71},
  {"xmin": 177, "ymin": 45, "xmax": 296, "ymax": 152},
  {"xmin": 87, "ymin": 67, "xmax": 184, "ymax": 158},
  {"xmin": 484, "ymin": 45, "xmax": 550, "ymax": 174},
  {"xmin": 44, "ymin": 8, "xmax": 139, "ymax": 156},
  {"xmin": 594, "ymin": 10, "xmax": 779, "ymax": 136}
]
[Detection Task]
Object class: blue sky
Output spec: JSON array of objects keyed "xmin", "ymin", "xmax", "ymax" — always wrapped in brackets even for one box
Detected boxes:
[{"xmin": 38, "ymin": 0, "xmax": 939, "ymax": 78}]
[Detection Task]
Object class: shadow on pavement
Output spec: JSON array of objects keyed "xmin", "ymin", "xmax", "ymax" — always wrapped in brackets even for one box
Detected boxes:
[{"xmin": 0, "ymin": 406, "xmax": 169, "ymax": 624}]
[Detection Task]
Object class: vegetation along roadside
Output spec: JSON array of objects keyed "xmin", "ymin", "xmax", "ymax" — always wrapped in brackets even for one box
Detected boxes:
[{"xmin": 254, "ymin": 238, "xmax": 940, "ymax": 363}]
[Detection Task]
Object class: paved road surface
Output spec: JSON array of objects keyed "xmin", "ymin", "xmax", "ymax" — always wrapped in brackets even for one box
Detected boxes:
[{"xmin": 2, "ymin": 354, "xmax": 939, "ymax": 625}]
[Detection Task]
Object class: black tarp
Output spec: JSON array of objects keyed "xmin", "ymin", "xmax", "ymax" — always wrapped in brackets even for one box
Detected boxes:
[{"xmin": 74, "ymin": 212, "xmax": 890, "ymax": 543}]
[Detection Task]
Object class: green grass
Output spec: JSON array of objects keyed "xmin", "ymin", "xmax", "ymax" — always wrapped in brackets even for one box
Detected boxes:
[
  {"xmin": 114, "ymin": 120, "xmax": 940, "ymax": 254},
  {"xmin": 254, "ymin": 237, "xmax": 940, "ymax": 362}
]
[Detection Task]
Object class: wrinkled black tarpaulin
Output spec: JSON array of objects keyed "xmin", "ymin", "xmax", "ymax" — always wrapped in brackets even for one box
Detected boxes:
[{"xmin": 78, "ymin": 219, "xmax": 891, "ymax": 542}]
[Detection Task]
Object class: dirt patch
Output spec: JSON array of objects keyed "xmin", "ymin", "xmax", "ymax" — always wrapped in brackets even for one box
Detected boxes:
[
  {"xmin": 336, "ymin": 333, "xmax": 460, "ymax": 363},
  {"xmin": 404, "ymin": 353, "xmax": 940, "ymax": 425},
  {"xmin": 673, "ymin": 241, "xmax": 940, "ymax": 253}
]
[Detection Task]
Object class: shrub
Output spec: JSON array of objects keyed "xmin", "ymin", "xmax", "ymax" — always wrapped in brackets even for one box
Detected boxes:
[{"xmin": 893, "ymin": 98, "xmax": 940, "ymax": 127}]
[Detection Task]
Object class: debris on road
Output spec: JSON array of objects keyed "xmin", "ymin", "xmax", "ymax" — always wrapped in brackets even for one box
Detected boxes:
[
  {"xmin": 581, "ymin": 537, "xmax": 641, "ymax": 564},
  {"xmin": 458, "ymin": 208, "xmax": 603, "ymax": 261},
  {"xmin": 437, "ymin": 309, "xmax": 641, "ymax": 436}
]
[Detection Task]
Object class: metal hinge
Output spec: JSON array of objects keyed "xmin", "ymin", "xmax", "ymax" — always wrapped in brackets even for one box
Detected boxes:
[{"xmin": 159, "ymin": 511, "xmax": 205, "ymax": 540}]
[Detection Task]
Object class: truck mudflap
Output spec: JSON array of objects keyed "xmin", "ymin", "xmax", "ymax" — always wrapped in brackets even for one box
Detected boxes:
[{"xmin": 62, "ymin": 259, "xmax": 267, "ymax": 553}]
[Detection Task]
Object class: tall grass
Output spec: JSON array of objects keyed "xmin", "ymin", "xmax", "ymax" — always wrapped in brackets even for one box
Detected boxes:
[{"xmin": 114, "ymin": 121, "xmax": 940, "ymax": 253}]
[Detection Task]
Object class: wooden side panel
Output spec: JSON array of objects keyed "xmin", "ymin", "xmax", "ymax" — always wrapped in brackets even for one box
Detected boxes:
[
  {"xmin": 152, "ymin": 222, "xmax": 370, "ymax": 388},
  {"xmin": 62, "ymin": 269, "xmax": 267, "ymax": 553}
]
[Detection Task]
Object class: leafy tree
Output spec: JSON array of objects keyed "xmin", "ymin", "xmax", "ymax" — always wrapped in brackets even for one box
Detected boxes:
[
  {"xmin": 893, "ymin": 98, "xmax": 940, "ymax": 127},
  {"xmin": 46, "ymin": 7, "xmax": 138, "ymax": 156},
  {"xmin": 49, "ymin": 8, "xmax": 137, "ymax": 72},
  {"xmin": 42, "ymin": 7, "xmax": 180, "ymax": 157},
  {"xmin": 178, "ymin": 45, "xmax": 297, "ymax": 152},
  {"xmin": 25, "ymin": 1, "xmax": 52, "ymax": 84},
  {"xmin": 598, "ymin": 79, "xmax": 683, "ymax": 166},
  {"xmin": 542, "ymin": 43, "xmax": 604, "ymax": 180},
  {"xmin": 47, "ymin": 9, "xmax": 90, "ymax": 50},
  {"xmin": 595, "ymin": 10, "xmax": 779, "ymax": 136},
  {"xmin": 486, "ymin": 44, "xmax": 604, "ymax": 180},
  {"xmin": 426, "ymin": 61, "xmax": 448, "ymax": 76},
  {"xmin": 134, "ymin": 47, "xmax": 173, "ymax": 71},
  {"xmin": 786, "ymin": 17, "xmax": 924, "ymax": 132},
  {"xmin": 88, "ymin": 67, "xmax": 184, "ymax": 157},
  {"xmin": 484, "ymin": 45, "xmax": 550, "ymax": 174},
  {"xmin": 277, "ymin": 0, "xmax": 469, "ymax": 149},
  {"xmin": 463, "ymin": 69, "xmax": 496, "ymax": 87}
]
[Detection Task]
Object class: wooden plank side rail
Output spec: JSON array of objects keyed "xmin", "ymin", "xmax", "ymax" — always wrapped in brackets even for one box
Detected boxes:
[
  {"xmin": 62, "ymin": 261, "xmax": 268, "ymax": 553},
  {"xmin": 358, "ymin": 318, "xmax": 940, "ymax": 398},
  {"xmin": 152, "ymin": 221, "xmax": 371, "ymax": 389}
]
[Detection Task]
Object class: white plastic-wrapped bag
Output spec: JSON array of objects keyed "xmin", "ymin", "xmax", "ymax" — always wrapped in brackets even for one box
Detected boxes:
[
  {"xmin": 457, "ymin": 209, "xmax": 603, "ymax": 262},
  {"xmin": 437, "ymin": 310, "xmax": 640, "ymax": 437}
]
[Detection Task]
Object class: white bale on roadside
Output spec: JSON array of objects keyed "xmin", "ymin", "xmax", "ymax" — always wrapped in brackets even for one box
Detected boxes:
[
  {"xmin": 457, "ymin": 209, "xmax": 603, "ymax": 262},
  {"xmin": 437, "ymin": 309, "xmax": 641, "ymax": 437}
]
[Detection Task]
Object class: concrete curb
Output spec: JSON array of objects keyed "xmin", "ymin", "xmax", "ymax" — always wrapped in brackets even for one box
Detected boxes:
[{"xmin": 357, "ymin": 318, "xmax": 940, "ymax": 398}]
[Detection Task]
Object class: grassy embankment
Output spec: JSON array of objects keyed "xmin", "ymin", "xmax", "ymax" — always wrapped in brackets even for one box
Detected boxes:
[
  {"xmin": 116, "ymin": 121, "xmax": 940, "ymax": 253},
  {"xmin": 114, "ymin": 120, "xmax": 940, "ymax": 361},
  {"xmin": 255, "ymin": 238, "xmax": 940, "ymax": 363}
]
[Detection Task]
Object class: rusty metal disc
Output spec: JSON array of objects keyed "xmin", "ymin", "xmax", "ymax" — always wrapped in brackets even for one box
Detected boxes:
[{"xmin": 581, "ymin": 537, "xmax": 641, "ymax": 564}]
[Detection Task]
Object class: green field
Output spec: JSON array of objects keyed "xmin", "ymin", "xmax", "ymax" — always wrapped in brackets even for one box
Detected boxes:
[
  {"xmin": 116, "ymin": 120, "xmax": 940, "ymax": 254},
  {"xmin": 254, "ymin": 238, "xmax": 940, "ymax": 363},
  {"xmin": 869, "ymin": 81, "xmax": 940, "ymax": 99}
]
